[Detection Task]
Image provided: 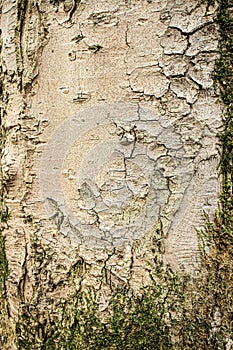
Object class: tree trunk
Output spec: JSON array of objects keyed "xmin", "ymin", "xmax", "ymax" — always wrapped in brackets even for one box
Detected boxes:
[{"xmin": 0, "ymin": 0, "xmax": 222, "ymax": 348}]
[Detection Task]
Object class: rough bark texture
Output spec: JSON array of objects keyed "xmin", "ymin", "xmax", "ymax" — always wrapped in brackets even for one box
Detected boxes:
[{"xmin": 0, "ymin": 0, "xmax": 224, "ymax": 348}]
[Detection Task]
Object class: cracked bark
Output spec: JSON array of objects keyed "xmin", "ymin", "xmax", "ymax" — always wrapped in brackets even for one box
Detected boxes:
[{"xmin": 0, "ymin": 0, "xmax": 223, "ymax": 348}]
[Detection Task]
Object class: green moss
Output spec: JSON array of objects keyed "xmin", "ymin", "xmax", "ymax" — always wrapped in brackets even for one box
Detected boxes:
[
  {"xmin": 0, "ymin": 231, "xmax": 8, "ymax": 287},
  {"xmin": 16, "ymin": 264, "xmax": 189, "ymax": 350}
]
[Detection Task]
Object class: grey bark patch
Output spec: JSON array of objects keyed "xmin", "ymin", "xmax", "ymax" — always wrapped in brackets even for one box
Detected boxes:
[{"xmin": 40, "ymin": 102, "xmax": 217, "ymax": 252}]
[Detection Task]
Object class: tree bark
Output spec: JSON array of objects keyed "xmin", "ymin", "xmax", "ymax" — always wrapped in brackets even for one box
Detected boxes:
[{"xmin": 0, "ymin": 0, "xmax": 222, "ymax": 348}]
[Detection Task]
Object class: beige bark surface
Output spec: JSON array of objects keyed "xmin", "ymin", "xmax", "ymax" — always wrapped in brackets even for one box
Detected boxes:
[{"xmin": 1, "ymin": 0, "xmax": 222, "ymax": 340}]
